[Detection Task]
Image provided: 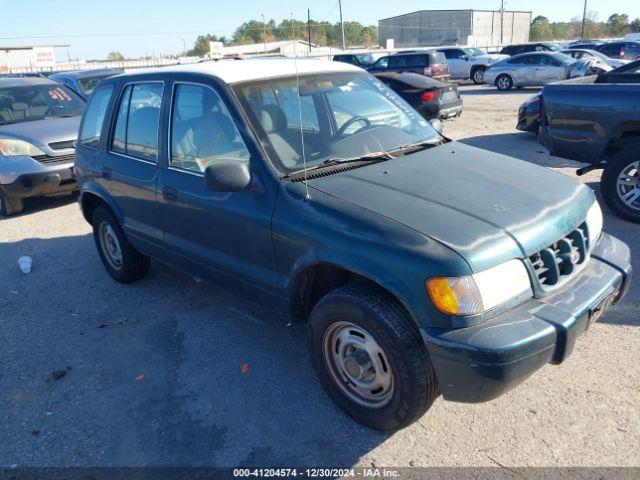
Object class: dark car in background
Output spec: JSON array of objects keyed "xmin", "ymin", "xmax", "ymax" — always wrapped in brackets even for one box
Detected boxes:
[
  {"xmin": 373, "ymin": 72, "xmax": 462, "ymax": 120},
  {"xmin": 537, "ymin": 65, "xmax": 640, "ymax": 222},
  {"xmin": 50, "ymin": 68, "xmax": 123, "ymax": 100},
  {"xmin": 368, "ymin": 52, "xmax": 450, "ymax": 81},
  {"xmin": 596, "ymin": 41, "xmax": 640, "ymax": 61},
  {"xmin": 0, "ymin": 77, "xmax": 86, "ymax": 216},
  {"xmin": 499, "ymin": 43, "xmax": 562, "ymax": 56},
  {"xmin": 517, "ymin": 59, "xmax": 640, "ymax": 134},
  {"xmin": 332, "ymin": 53, "xmax": 376, "ymax": 68}
]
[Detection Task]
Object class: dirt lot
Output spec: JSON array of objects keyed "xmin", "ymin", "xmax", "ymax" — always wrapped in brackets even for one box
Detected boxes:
[{"xmin": 1, "ymin": 85, "xmax": 638, "ymax": 468}]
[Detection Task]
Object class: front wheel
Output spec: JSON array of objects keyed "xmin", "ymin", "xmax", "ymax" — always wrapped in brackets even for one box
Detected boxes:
[
  {"xmin": 0, "ymin": 192, "xmax": 24, "ymax": 217},
  {"xmin": 307, "ymin": 285, "xmax": 439, "ymax": 431},
  {"xmin": 601, "ymin": 146, "xmax": 640, "ymax": 223},
  {"xmin": 471, "ymin": 67, "xmax": 486, "ymax": 85},
  {"xmin": 496, "ymin": 74, "xmax": 513, "ymax": 91}
]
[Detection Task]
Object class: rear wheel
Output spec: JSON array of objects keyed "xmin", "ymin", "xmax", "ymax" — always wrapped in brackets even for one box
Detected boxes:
[
  {"xmin": 307, "ymin": 285, "xmax": 439, "ymax": 431},
  {"xmin": 496, "ymin": 74, "xmax": 513, "ymax": 91},
  {"xmin": 92, "ymin": 206, "xmax": 150, "ymax": 282},
  {"xmin": 0, "ymin": 192, "xmax": 24, "ymax": 217},
  {"xmin": 471, "ymin": 66, "xmax": 486, "ymax": 85},
  {"xmin": 601, "ymin": 146, "xmax": 640, "ymax": 223}
]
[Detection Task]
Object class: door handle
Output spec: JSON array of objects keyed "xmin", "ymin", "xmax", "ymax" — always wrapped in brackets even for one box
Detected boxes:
[
  {"xmin": 101, "ymin": 167, "xmax": 111, "ymax": 179},
  {"xmin": 163, "ymin": 187, "xmax": 178, "ymax": 201}
]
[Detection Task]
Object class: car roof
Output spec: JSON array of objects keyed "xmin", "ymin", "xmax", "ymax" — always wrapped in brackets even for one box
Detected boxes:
[
  {"xmin": 119, "ymin": 59, "xmax": 361, "ymax": 85},
  {"xmin": 52, "ymin": 68, "xmax": 124, "ymax": 79},
  {"xmin": 374, "ymin": 71, "xmax": 443, "ymax": 88},
  {"xmin": 0, "ymin": 76, "xmax": 60, "ymax": 88}
]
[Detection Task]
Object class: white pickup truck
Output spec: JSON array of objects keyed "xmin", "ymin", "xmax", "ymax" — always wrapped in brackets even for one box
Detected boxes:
[{"xmin": 432, "ymin": 46, "xmax": 508, "ymax": 84}]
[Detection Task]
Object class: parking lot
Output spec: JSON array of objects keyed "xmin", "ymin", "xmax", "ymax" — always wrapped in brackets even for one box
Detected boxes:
[{"xmin": 1, "ymin": 84, "xmax": 638, "ymax": 468}]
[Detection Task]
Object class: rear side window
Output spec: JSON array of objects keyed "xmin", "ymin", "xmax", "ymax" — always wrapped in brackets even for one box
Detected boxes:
[
  {"xmin": 111, "ymin": 83, "xmax": 163, "ymax": 162},
  {"xmin": 427, "ymin": 52, "xmax": 446, "ymax": 65},
  {"xmin": 78, "ymin": 85, "xmax": 113, "ymax": 149}
]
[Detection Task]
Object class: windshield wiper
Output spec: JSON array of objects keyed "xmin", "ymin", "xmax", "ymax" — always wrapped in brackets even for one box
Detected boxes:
[
  {"xmin": 390, "ymin": 138, "xmax": 443, "ymax": 155},
  {"xmin": 286, "ymin": 150, "xmax": 394, "ymax": 177}
]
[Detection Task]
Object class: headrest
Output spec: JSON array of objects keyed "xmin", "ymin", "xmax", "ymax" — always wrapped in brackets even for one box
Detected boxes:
[{"xmin": 257, "ymin": 105, "xmax": 287, "ymax": 134}]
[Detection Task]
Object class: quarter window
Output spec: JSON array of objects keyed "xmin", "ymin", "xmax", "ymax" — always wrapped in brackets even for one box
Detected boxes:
[
  {"xmin": 78, "ymin": 85, "xmax": 113, "ymax": 149},
  {"xmin": 170, "ymin": 84, "xmax": 250, "ymax": 174},
  {"xmin": 111, "ymin": 83, "xmax": 163, "ymax": 162}
]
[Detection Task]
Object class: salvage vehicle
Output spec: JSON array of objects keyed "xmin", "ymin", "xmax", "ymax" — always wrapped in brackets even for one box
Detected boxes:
[
  {"xmin": 373, "ymin": 71, "xmax": 462, "ymax": 120},
  {"xmin": 0, "ymin": 77, "xmax": 85, "ymax": 216},
  {"xmin": 538, "ymin": 68, "xmax": 640, "ymax": 222},
  {"xmin": 560, "ymin": 49, "xmax": 624, "ymax": 70},
  {"xmin": 368, "ymin": 52, "xmax": 450, "ymax": 82},
  {"xmin": 517, "ymin": 60, "xmax": 640, "ymax": 134},
  {"xmin": 485, "ymin": 52, "xmax": 579, "ymax": 90},
  {"xmin": 50, "ymin": 68, "xmax": 124, "ymax": 101},
  {"xmin": 75, "ymin": 59, "xmax": 631, "ymax": 430},
  {"xmin": 432, "ymin": 46, "xmax": 507, "ymax": 84}
]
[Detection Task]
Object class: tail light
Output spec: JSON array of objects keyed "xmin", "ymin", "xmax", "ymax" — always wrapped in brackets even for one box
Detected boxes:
[
  {"xmin": 423, "ymin": 67, "xmax": 432, "ymax": 76},
  {"xmin": 421, "ymin": 91, "xmax": 440, "ymax": 102}
]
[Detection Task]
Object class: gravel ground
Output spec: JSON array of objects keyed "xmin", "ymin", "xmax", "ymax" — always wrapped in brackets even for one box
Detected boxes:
[{"xmin": 0, "ymin": 84, "xmax": 638, "ymax": 469}]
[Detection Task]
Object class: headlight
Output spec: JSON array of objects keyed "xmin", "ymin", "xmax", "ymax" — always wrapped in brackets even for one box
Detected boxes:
[
  {"xmin": 585, "ymin": 200, "xmax": 603, "ymax": 245},
  {"xmin": 0, "ymin": 138, "xmax": 45, "ymax": 157},
  {"xmin": 427, "ymin": 259, "xmax": 532, "ymax": 316}
]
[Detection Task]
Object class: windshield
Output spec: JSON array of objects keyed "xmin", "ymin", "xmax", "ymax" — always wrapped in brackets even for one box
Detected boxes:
[
  {"xmin": 235, "ymin": 71, "xmax": 440, "ymax": 175},
  {"xmin": 0, "ymin": 84, "xmax": 85, "ymax": 125},
  {"xmin": 547, "ymin": 44, "xmax": 562, "ymax": 51},
  {"xmin": 468, "ymin": 47, "xmax": 487, "ymax": 56},
  {"xmin": 554, "ymin": 53, "xmax": 576, "ymax": 64},
  {"xmin": 77, "ymin": 75, "xmax": 112, "ymax": 96},
  {"xmin": 355, "ymin": 54, "xmax": 375, "ymax": 65}
]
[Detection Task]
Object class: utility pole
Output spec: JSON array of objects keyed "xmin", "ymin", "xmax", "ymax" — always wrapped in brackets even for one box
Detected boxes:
[
  {"xmin": 500, "ymin": 0, "xmax": 504, "ymax": 45},
  {"xmin": 338, "ymin": 0, "xmax": 346, "ymax": 50},
  {"xmin": 261, "ymin": 13, "xmax": 267, "ymax": 54},
  {"xmin": 581, "ymin": 0, "xmax": 588, "ymax": 39},
  {"xmin": 308, "ymin": 9, "xmax": 312, "ymax": 53}
]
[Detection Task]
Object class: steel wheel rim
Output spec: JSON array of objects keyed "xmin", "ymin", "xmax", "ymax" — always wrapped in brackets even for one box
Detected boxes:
[
  {"xmin": 322, "ymin": 321, "xmax": 394, "ymax": 408},
  {"xmin": 474, "ymin": 70, "xmax": 484, "ymax": 83},
  {"xmin": 98, "ymin": 221, "xmax": 123, "ymax": 270},
  {"xmin": 616, "ymin": 160, "xmax": 640, "ymax": 211},
  {"xmin": 498, "ymin": 76, "xmax": 510, "ymax": 89}
]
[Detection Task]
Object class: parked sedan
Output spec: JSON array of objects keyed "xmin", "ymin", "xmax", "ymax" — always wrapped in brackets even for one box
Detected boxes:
[
  {"xmin": 499, "ymin": 43, "xmax": 562, "ymax": 56},
  {"xmin": 0, "ymin": 77, "xmax": 86, "ymax": 216},
  {"xmin": 484, "ymin": 52, "xmax": 577, "ymax": 90},
  {"xmin": 50, "ymin": 68, "xmax": 123, "ymax": 100},
  {"xmin": 373, "ymin": 72, "xmax": 462, "ymax": 120}
]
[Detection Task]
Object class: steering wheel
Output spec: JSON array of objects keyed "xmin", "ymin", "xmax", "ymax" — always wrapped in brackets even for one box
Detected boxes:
[{"xmin": 336, "ymin": 116, "xmax": 372, "ymax": 138}]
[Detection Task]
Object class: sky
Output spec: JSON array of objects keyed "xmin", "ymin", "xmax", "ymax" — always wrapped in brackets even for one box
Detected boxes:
[{"xmin": 1, "ymin": 0, "xmax": 639, "ymax": 60}]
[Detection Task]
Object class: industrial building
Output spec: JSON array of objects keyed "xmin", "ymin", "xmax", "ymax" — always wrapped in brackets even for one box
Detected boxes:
[
  {"xmin": 378, "ymin": 9, "xmax": 532, "ymax": 49},
  {"xmin": 0, "ymin": 45, "xmax": 66, "ymax": 74}
]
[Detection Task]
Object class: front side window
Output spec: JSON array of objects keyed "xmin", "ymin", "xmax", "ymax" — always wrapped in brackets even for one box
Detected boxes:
[
  {"xmin": 170, "ymin": 84, "xmax": 250, "ymax": 174},
  {"xmin": 373, "ymin": 57, "xmax": 389, "ymax": 69},
  {"xmin": 111, "ymin": 82, "xmax": 163, "ymax": 162},
  {"xmin": 235, "ymin": 72, "xmax": 439, "ymax": 174},
  {"xmin": 78, "ymin": 85, "xmax": 114, "ymax": 149},
  {"xmin": 0, "ymin": 83, "xmax": 85, "ymax": 125}
]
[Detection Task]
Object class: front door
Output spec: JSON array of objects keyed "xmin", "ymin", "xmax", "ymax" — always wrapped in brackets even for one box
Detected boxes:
[
  {"xmin": 100, "ymin": 81, "xmax": 164, "ymax": 249},
  {"xmin": 157, "ymin": 81, "xmax": 278, "ymax": 295}
]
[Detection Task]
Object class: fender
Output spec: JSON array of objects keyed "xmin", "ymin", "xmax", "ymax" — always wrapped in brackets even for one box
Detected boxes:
[{"xmin": 79, "ymin": 182, "xmax": 125, "ymax": 224}]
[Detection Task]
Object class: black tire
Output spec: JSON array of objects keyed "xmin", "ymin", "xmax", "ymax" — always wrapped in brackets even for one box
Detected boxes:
[
  {"xmin": 471, "ymin": 66, "xmax": 486, "ymax": 85},
  {"xmin": 496, "ymin": 74, "xmax": 513, "ymax": 91},
  {"xmin": 92, "ymin": 206, "xmax": 150, "ymax": 283},
  {"xmin": 307, "ymin": 285, "xmax": 439, "ymax": 431},
  {"xmin": 0, "ymin": 192, "xmax": 24, "ymax": 217},
  {"xmin": 601, "ymin": 145, "xmax": 640, "ymax": 223}
]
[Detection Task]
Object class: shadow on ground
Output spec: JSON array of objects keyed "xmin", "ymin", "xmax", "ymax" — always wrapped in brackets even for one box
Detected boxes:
[
  {"xmin": 0, "ymin": 193, "xmax": 78, "ymax": 221},
  {"xmin": 458, "ymin": 87, "xmax": 542, "ymax": 96},
  {"xmin": 0, "ymin": 234, "xmax": 389, "ymax": 467}
]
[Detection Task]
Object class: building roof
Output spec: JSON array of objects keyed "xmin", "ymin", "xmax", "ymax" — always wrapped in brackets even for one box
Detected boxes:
[
  {"xmin": 379, "ymin": 9, "xmax": 532, "ymax": 21},
  {"xmin": 125, "ymin": 58, "xmax": 361, "ymax": 84}
]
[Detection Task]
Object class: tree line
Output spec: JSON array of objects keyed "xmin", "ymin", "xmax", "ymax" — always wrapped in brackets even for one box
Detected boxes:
[
  {"xmin": 530, "ymin": 13, "xmax": 640, "ymax": 41},
  {"xmin": 186, "ymin": 18, "xmax": 378, "ymax": 56}
]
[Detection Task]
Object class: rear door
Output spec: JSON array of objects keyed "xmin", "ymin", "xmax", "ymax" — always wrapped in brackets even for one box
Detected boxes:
[{"xmin": 100, "ymin": 81, "xmax": 165, "ymax": 248}]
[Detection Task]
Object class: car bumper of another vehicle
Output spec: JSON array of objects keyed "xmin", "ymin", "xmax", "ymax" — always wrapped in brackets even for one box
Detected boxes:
[
  {"xmin": 0, "ymin": 155, "xmax": 76, "ymax": 198},
  {"xmin": 421, "ymin": 232, "xmax": 632, "ymax": 403},
  {"xmin": 516, "ymin": 104, "xmax": 540, "ymax": 132}
]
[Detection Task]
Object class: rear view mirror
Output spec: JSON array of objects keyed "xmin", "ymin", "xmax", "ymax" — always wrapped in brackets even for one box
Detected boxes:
[
  {"xmin": 429, "ymin": 118, "xmax": 443, "ymax": 133},
  {"xmin": 204, "ymin": 162, "xmax": 252, "ymax": 192}
]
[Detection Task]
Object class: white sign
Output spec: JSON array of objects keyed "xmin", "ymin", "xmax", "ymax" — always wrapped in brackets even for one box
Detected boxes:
[
  {"xmin": 209, "ymin": 41, "xmax": 224, "ymax": 57},
  {"xmin": 386, "ymin": 39, "xmax": 395, "ymax": 50}
]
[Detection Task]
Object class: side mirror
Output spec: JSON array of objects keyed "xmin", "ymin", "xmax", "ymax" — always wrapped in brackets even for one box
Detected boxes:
[
  {"xmin": 429, "ymin": 118, "xmax": 444, "ymax": 134},
  {"xmin": 462, "ymin": 55, "xmax": 470, "ymax": 61},
  {"xmin": 204, "ymin": 162, "xmax": 252, "ymax": 192}
]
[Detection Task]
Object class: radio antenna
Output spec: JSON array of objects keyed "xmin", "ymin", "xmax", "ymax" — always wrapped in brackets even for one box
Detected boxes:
[{"xmin": 292, "ymin": 29, "xmax": 311, "ymax": 201}]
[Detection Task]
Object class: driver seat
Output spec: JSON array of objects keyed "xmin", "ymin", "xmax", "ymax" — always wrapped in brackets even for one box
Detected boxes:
[{"xmin": 257, "ymin": 105, "xmax": 300, "ymax": 168}]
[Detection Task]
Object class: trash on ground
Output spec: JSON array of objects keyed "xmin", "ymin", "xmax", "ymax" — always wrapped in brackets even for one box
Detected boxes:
[
  {"xmin": 193, "ymin": 277, "xmax": 204, "ymax": 284},
  {"xmin": 241, "ymin": 363, "xmax": 249, "ymax": 374},
  {"xmin": 18, "ymin": 256, "xmax": 32, "ymax": 274},
  {"xmin": 136, "ymin": 374, "xmax": 145, "ymax": 381},
  {"xmin": 51, "ymin": 368, "xmax": 69, "ymax": 380}
]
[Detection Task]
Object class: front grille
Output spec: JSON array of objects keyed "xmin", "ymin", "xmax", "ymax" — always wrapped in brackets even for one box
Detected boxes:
[
  {"xmin": 529, "ymin": 223, "xmax": 589, "ymax": 288},
  {"xmin": 32, "ymin": 153, "xmax": 75, "ymax": 165},
  {"xmin": 49, "ymin": 140, "xmax": 75, "ymax": 150}
]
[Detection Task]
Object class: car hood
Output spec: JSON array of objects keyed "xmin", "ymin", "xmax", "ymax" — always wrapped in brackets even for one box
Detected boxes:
[
  {"xmin": 308, "ymin": 142, "xmax": 594, "ymax": 272},
  {"xmin": 0, "ymin": 116, "xmax": 82, "ymax": 147}
]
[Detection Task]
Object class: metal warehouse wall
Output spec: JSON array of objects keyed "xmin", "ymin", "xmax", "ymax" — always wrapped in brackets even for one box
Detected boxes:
[
  {"xmin": 379, "ymin": 10, "xmax": 531, "ymax": 48},
  {"xmin": 379, "ymin": 11, "xmax": 473, "ymax": 48}
]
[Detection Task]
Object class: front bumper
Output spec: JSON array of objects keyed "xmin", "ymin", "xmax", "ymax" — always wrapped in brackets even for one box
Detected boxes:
[
  {"xmin": 421, "ymin": 232, "xmax": 632, "ymax": 403},
  {"xmin": 0, "ymin": 155, "xmax": 76, "ymax": 198}
]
